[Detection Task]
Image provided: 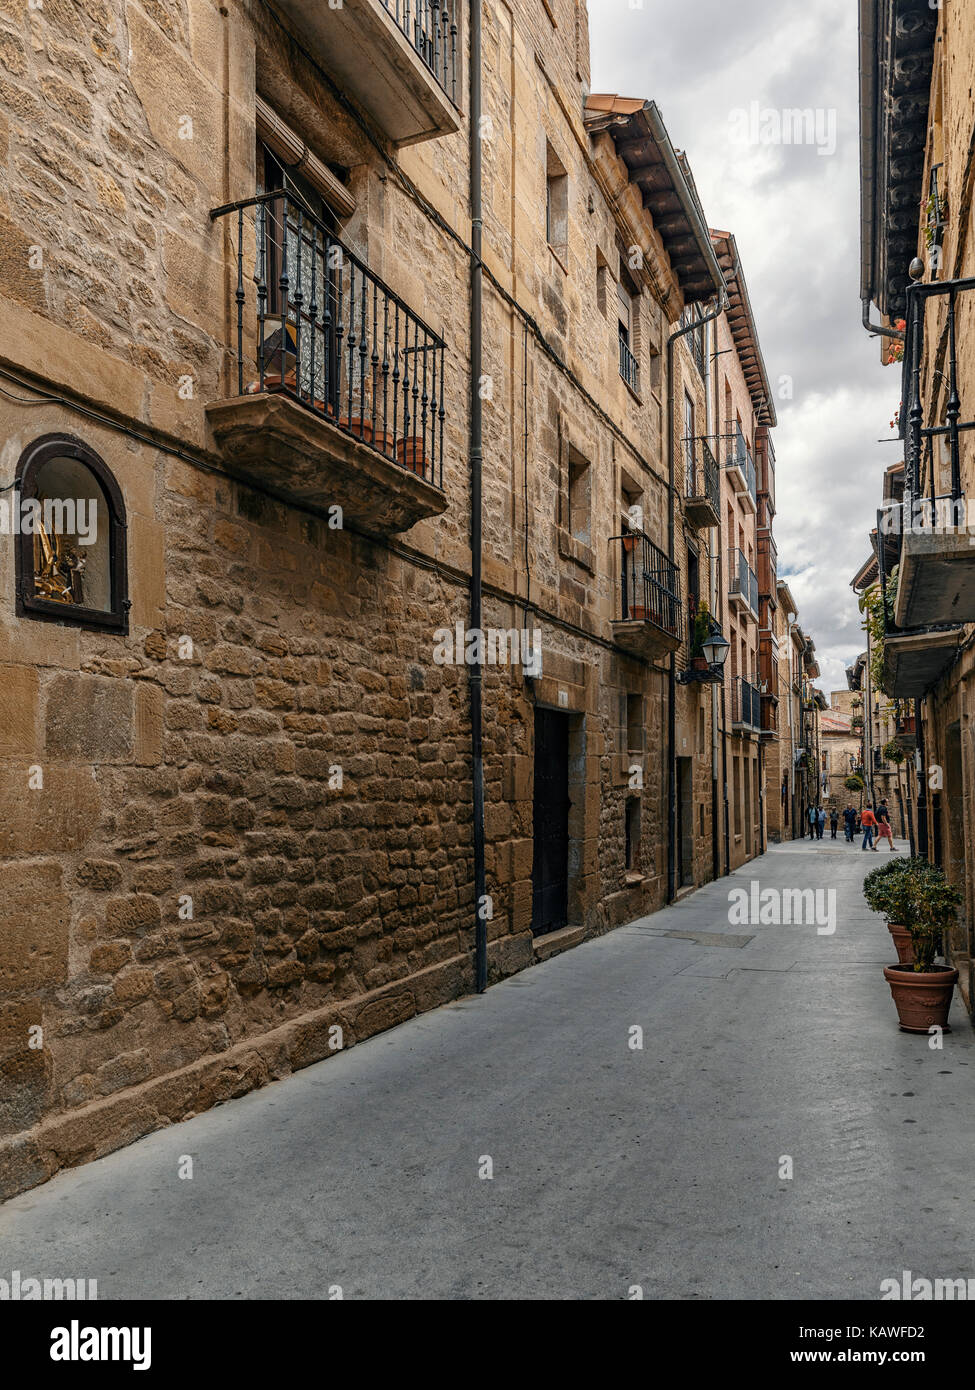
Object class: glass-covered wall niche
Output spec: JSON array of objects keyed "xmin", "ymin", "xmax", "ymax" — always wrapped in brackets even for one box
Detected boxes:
[{"xmin": 14, "ymin": 434, "xmax": 128, "ymax": 633}]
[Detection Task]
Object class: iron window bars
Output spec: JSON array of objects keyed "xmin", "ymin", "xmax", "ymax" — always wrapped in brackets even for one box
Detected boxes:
[
  {"xmin": 211, "ymin": 190, "xmax": 447, "ymax": 490},
  {"xmin": 614, "ymin": 531, "xmax": 683, "ymax": 639},
  {"xmin": 619, "ymin": 333, "xmax": 640, "ymax": 394}
]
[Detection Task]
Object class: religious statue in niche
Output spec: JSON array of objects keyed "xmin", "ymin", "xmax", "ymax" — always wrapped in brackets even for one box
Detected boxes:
[{"xmin": 33, "ymin": 499, "xmax": 86, "ymax": 606}]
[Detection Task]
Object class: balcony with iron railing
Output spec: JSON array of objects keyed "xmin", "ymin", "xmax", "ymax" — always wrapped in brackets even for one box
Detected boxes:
[
  {"xmin": 611, "ymin": 531, "xmax": 683, "ymax": 657},
  {"xmin": 723, "ymin": 425, "xmax": 757, "ymax": 511},
  {"xmin": 270, "ymin": 0, "xmax": 460, "ymax": 147},
  {"xmin": 731, "ymin": 675, "xmax": 762, "ymax": 732},
  {"xmin": 619, "ymin": 334, "xmax": 640, "ymax": 395},
  {"xmin": 206, "ymin": 190, "xmax": 449, "ymax": 534},
  {"xmin": 728, "ymin": 547, "xmax": 759, "ymax": 620},
  {"xmin": 682, "ymin": 436, "xmax": 720, "ymax": 529},
  {"xmin": 757, "ymin": 430, "xmax": 776, "ymax": 515},
  {"xmin": 875, "ymin": 273, "xmax": 975, "ymax": 694},
  {"xmin": 876, "ymin": 493, "xmax": 964, "ymax": 701},
  {"xmin": 757, "ymin": 531, "xmax": 778, "ymax": 603},
  {"xmin": 758, "ymin": 633, "xmax": 777, "ymax": 692}
]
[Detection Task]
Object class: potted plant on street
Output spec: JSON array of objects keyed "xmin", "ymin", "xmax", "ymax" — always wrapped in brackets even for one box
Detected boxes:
[
  {"xmin": 881, "ymin": 865, "xmax": 961, "ymax": 1032},
  {"xmin": 863, "ymin": 857, "xmax": 923, "ymax": 964}
]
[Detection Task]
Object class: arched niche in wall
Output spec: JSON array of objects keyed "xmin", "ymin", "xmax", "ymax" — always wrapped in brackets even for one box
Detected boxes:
[{"xmin": 14, "ymin": 433, "xmax": 129, "ymax": 634}]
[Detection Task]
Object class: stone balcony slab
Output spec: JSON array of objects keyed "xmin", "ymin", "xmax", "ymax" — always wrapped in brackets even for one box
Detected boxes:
[
  {"xmin": 206, "ymin": 392, "xmax": 448, "ymax": 535},
  {"xmin": 882, "ymin": 625, "xmax": 964, "ymax": 699},
  {"xmin": 895, "ymin": 527, "xmax": 975, "ymax": 627},
  {"xmin": 273, "ymin": 0, "xmax": 460, "ymax": 147}
]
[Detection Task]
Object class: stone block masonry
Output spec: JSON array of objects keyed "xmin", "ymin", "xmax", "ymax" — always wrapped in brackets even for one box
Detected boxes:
[{"xmin": 0, "ymin": 0, "xmax": 783, "ymax": 1197}]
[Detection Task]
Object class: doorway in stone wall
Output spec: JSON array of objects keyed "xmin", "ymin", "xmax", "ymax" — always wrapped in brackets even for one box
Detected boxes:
[
  {"xmin": 944, "ymin": 722, "xmax": 967, "ymax": 963},
  {"xmin": 677, "ymin": 756, "xmax": 694, "ymax": 887},
  {"xmin": 532, "ymin": 707, "xmax": 570, "ymax": 936}
]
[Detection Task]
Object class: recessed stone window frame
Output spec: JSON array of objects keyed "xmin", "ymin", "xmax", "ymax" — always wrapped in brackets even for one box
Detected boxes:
[{"xmin": 15, "ymin": 433, "xmax": 129, "ymax": 635}]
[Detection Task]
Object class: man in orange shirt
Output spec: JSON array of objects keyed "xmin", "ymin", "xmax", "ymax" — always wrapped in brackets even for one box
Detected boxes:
[{"xmin": 860, "ymin": 804, "xmax": 878, "ymax": 851}]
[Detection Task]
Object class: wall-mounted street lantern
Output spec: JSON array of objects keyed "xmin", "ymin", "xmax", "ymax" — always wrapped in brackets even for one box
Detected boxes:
[{"xmin": 678, "ymin": 621, "xmax": 730, "ymax": 684}]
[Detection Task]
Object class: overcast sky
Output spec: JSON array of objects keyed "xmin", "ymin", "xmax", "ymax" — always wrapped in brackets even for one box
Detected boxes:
[{"xmin": 588, "ymin": 0, "xmax": 899, "ymax": 693}]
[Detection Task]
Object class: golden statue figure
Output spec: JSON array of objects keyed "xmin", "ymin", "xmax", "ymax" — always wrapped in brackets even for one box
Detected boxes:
[{"xmin": 33, "ymin": 501, "xmax": 86, "ymax": 606}]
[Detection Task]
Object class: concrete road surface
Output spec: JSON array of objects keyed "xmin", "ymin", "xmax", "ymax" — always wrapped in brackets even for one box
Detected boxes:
[{"xmin": 2, "ymin": 838, "xmax": 972, "ymax": 1299}]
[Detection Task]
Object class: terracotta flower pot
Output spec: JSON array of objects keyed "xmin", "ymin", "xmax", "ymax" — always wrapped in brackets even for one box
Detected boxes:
[
  {"xmin": 883, "ymin": 963, "xmax": 958, "ymax": 1033},
  {"xmin": 396, "ymin": 437, "xmax": 427, "ymax": 477},
  {"xmin": 691, "ymin": 655, "xmax": 708, "ymax": 671},
  {"xmin": 622, "ymin": 534, "xmax": 638, "ymax": 553},
  {"xmin": 887, "ymin": 922, "xmax": 913, "ymax": 966},
  {"xmin": 628, "ymin": 605, "xmax": 649, "ymax": 621},
  {"xmin": 342, "ymin": 417, "xmax": 395, "ymax": 451}
]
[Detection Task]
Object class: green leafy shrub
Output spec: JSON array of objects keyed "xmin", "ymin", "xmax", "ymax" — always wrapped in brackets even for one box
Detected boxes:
[
  {"xmin": 883, "ymin": 738, "xmax": 906, "ymax": 765},
  {"xmin": 905, "ymin": 866, "xmax": 961, "ymax": 972},
  {"xmin": 863, "ymin": 859, "xmax": 960, "ymax": 971}
]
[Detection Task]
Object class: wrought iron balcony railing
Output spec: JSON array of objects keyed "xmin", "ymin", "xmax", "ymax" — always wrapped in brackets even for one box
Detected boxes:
[
  {"xmin": 212, "ymin": 190, "xmax": 447, "ymax": 489},
  {"xmin": 683, "ymin": 436, "xmax": 721, "ymax": 519},
  {"xmin": 731, "ymin": 675, "xmax": 762, "ymax": 730},
  {"xmin": 619, "ymin": 334, "xmax": 640, "ymax": 394},
  {"xmin": 728, "ymin": 547, "xmax": 759, "ymax": 616},
  {"xmin": 614, "ymin": 531, "xmax": 683, "ymax": 639},
  {"xmin": 724, "ymin": 424, "xmax": 757, "ymax": 503},
  {"xmin": 758, "ymin": 531, "xmax": 777, "ymax": 597},
  {"xmin": 381, "ymin": 0, "xmax": 458, "ymax": 101}
]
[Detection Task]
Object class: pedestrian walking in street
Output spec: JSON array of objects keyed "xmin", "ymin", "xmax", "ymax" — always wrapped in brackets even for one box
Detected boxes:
[
  {"xmin": 876, "ymin": 799, "xmax": 897, "ymax": 851},
  {"xmin": 816, "ymin": 807, "xmax": 826, "ymax": 839},
  {"xmin": 829, "ymin": 808, "xmax": 839, "ymax": 839},
  {"xmin": 807, "ymin": 804, "xmax": 817, "ymax": 840},
  {"xmin": 843, "ymin": 804, "xmax": 857, "ymax": 842},
  {"xmin": 860, "ymin": 804, "xmax": 878, "ymax": 851}
]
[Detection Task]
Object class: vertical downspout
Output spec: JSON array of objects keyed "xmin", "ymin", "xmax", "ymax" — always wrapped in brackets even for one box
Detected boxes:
[
  {"xmin": 707, "ymin": 320, "xmax": 721, "ymax": 882},
  {"xmin": 666, "ymin": 297, "xmax": 724, "ymax": 902},
  {"xmin": 915, "ymin": 695, "xmax": 928, "ymax": 858},
  {"xmin": 469, "ymin": 0, "xmax": 487, "ymax": 992}
]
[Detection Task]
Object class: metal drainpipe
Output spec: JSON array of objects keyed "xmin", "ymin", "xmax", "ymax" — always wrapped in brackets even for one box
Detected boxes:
[
  {"xmin": 469, "ymin": 0, "xmax": 487, "ymax": 992},
  {"xmin": 666, "ymin": 296, "xmax": 726, "ymax": 903},
  {"xmin": 915, "ymin": 695, "xmax": 929, "ymax": 858}
]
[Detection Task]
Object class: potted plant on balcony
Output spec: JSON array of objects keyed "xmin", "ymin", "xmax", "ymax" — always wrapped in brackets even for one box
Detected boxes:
[
  {"xmin": 396, "ymin": 436, "xmax": 428, "ymax": 477},
  {"xmin": 689, "ymin": 600, "xmax": 711, "ymax": 671},
  {"xmin": 882, "ymin": 865, "xmax": 961, "ymax": 1032},
  {"xmin": 883, "ymin": 738, "xmax": 906, "ymax": 768}
]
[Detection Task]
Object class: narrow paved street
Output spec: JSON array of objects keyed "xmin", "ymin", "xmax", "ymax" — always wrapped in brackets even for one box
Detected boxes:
[{"xmin": 2, "ymin": 839, "xmax": 971, "ymax": 1301}]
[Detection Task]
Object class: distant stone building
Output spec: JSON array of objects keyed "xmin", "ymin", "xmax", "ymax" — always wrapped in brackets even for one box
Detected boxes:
[{"xmin": 821, "ymin": 701, "xmax": 859, "ymax": 809}]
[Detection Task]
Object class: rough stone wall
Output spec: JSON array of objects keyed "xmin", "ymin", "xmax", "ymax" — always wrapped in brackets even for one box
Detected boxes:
[
  {"xmin": 912, "ymin": 2, "xmax": 975, "ymax": 1014},
  {"xmin": 0, "ymin": 0, "xmax": 726, "ymax": 1197}
]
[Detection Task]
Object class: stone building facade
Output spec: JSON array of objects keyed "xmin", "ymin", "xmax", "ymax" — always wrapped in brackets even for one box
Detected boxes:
[
  {"xmin": 859, "ymin": 0, "xmax": 975, "ymax": 1017},
  {"xmin": 708, "ymin": 233, "xmax": 773, "ymax": 870},
  {"xmin": 0, "ymin": 0, "xmax": 758, "ymax": 1198}
]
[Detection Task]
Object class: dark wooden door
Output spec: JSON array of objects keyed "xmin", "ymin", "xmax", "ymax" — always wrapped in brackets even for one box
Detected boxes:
[{"xmin": 532, "ymin": 708, "xmax": 569, "ymax": 936}]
